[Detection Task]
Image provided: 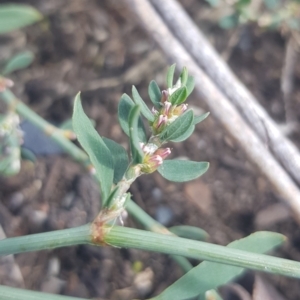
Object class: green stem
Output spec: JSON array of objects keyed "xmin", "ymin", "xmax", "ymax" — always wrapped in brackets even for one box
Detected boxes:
[
  {"xmin": 0, "ymin": 285, "xmax": 89, "ymax": 300},
  {"xmin": 0, "ymin": 88, "xmax": 193, "ymax": 272},
  {"xmin": 104, "ymin": 226, "xmax": 300, "ymax": 279},
  {"xmin": 0, "ymin": 224, "xmax": 90, "ymax": 256},
  {"xmin": 0, "ymin": 89, "xmax": 90, "ymax": 167},
  {"xmin": 126, "ymin": 200, "xmax": 169, "ymax": 233},
  {"xmin": 1, "ymin": 224, "xmax": 300, "ymax": 278},
  {"xmin": 126, "ymin": 200, "xmax": 193, "ymax": 272}
]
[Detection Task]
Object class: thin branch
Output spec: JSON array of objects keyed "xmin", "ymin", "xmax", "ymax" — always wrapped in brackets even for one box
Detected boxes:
[
  {"xmin": 149, "ymin": 0, "xmax": 300, "ymax": 186},
  {"xmin": 123, "ymin": 0, "xmax": 300, "ymax": 224},
  {"xmin": 1, "ymin": 224, "xmax": 300, "ymax": 279}
]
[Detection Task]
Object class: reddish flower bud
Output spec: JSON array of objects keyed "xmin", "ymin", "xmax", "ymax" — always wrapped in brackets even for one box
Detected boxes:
[
  {"xmin": 161, "ymin": 90, "xmax": 169, "ymax": 103},
  {"xmin": 154, "ymin": 147, "xmax": 171, "ymax": 160}
]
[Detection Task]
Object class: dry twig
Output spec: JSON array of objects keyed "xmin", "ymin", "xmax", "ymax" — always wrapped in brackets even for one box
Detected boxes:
[
  {"xmin": 150, "ymin": 0, "xmax": 300, "ymax": 186},
  {"xmin": 123, "ymin": 0, "xmax": 300, "ymax": 224}
]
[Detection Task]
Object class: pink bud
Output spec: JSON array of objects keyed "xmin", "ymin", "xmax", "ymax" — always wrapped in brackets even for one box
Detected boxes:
[
  {"xmin": 148, "ymin": 155, "xmax": 163, "ymax": 168},
  {"xmin": 163, "ymin": 101, "xmax": 172, "ymax": 115},
  {"xmin": 157, "ymin": 115, "xmax": 168, "ymax": 128},
  {"xmin": 155, "ymin": 147, "xmax": 171, "ymax": 160},
  {"xmin": 161, "ymin": 90, "xmax": 169, "ymax": 102}
]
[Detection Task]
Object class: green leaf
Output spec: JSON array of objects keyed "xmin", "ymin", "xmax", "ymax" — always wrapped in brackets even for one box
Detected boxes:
[
  {"xmin": 169, "ymin": 226, "xmax": 209, "ymax": 241},
  {"xmin": 158, "ymin": 160, "xmax": 209, "ymax": 182},
  {"xmin": 128, "ymin": 105, "xmax": 144, "ymax": 164},
  {"xmin": 193, "ymin": 112, "xmax": 210, "ymax": 125},
  {"xmin": 72, "ymin": 93, "xmax": 114, "ymax": 202},
  {"xmin": 159, "ymin": 110, "xmax": 194, "ymax": 142},
  {"xmin": 186, "ymin": 75, "xmax": 195, "ymax": 97},
  {"xmin": 169, "ymin": 86, "xmax": 188, "ymax": 105},
  {"xmin": 166, "ymin": 64, "xmax": 176, "ymax": 88},
  {"xmin": 118, "ymin": 94, "xmax": 147, "ymax": 142},
  {"xmin": 2, "ymin": 51, "xmax": 34, "ymax": 75},
  {"xmin": 103, "ymin": 137, "xmax": 128, "ymax": 184},
  {"xmin": 179, "ymin": 67, "xmax": 188, "ymax": 86},
  {"xmin": 170, "ymin": 124, "xmax": 194, "ymax": 143},
  {"xmin": 0, "ymin": 4, "xmax": 42, "ymax": 34},
  {"xmin": 154, "ymin": 231, "xmax": 285, "ymax": 300},
  {"xmin": 132, "ymin": 86, "xmax": 155, "ymax": 122},
  {"xmin": 171, "ymin": 112, "xmax": 209, "ymax": 143},
  {"xmin": 148, "ymin": 80, "xmax": 162, "ymax": 108}
]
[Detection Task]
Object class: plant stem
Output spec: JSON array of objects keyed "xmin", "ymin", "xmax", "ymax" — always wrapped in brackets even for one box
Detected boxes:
[
  {"xmin": 0, "ymin": 285, "xmax": 89, "ymax": 300},
  {"xmin": 0, "ymin": 88, "xmax": 193, "ymax": 272},
  {"xmin": 0, "ymin": 224, "xmax": 90, "ymax": 256},
  {"xmin": 0, "ymin": 89, "xmax": 90, "ymax": 167},
  {"xmin": 126, "ymin": 200, "xmax": 193, "ymax": 272},
  {"xmin": 103, "ymin": 226, "xmax": 300, "ymax": 279},
  {"xmin": 1, "ymin": 224, "xmax": 300, "ymax": 278}
]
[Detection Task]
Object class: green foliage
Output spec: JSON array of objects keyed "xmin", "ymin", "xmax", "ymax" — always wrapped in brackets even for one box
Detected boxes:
[
  {"xmin": 128, "ymin": 105, "xmax": 144, "ymax": 164},
  {"xmin": 0, "ymin": 4, "xmax": 42, "ymax": 34},
  {"xmin": 194, "ymin": 112, "xmax": 210, "ymax": 125},
  {"xmin": 159, "ymin": 110, "xmax": 194, "ymax": 142},
  {"xmin": 169, "ymin": 226, "xmax": 209, "ymax": 241},
  {"xmin": 154, "ymin": 231, "xmax": 285, "ymax": 300},
  {"xmin": 72, "ymin": 93, "xmax": 114, "ymax": 202},
  {"xmin": 166, "ymin": 63, "xmax": 176, "ymax": 88},
  {"xmin": 132, "ymin": 86, "xmax": 155, "ymax": 122},
  {"xmin": 186, "ymin": 75, "xmax": 195, "ymax": 97},
  {"xmin": 3, "ymin": 65, "xmax": 297, "ymax": 300},
  {"xmin": 179, "ymin": 66, "xmax": 188, "ymax": 86},
  {"xmin": 148, "ymin": 80, "xmax": 162, "ymax": 108},
  {"xmin": 103, "ymin": 137, "xmax": 128, "ymax": 184},
  {"xmin": 169, "ymin": 86, "xmax": 188, "ymax": 105},
  {"xmin": 158, "ymin": 160, "xmax": 209, "ymax": 182},
  {"xmin": 2, "ymin": 51, "xmax": 34, "ymax": 75},
  {"xmin": 118, "ymin": 93, "xmax": 147, "ymax": 142}
]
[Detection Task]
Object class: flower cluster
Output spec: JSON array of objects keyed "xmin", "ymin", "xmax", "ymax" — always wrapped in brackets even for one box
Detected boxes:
[
  {"xmin": 139, "ymin": 142, "xmax": 171, "ymax": 173},
  {"xmin": 150, "ymin": 90, "xmax": 188, "ymax": 135}
]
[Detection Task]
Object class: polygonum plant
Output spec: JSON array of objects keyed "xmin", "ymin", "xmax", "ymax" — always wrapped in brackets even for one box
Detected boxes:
[
  {"xmin": 1, "ymin": 65, "xmax": 300, "ymax": 300},
  {"xmin": 72, "ymin": 65, "xmax": 210, "ymax": 225}
]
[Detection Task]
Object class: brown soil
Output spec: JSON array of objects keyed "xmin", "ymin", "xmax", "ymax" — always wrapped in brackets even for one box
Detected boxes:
[{"xmin": 0, "ymin": 0, "xmax": 300, "ymax": 299}]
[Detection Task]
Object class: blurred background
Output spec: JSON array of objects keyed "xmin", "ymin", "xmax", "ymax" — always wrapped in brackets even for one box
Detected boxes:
[{"xmin": 0, "ymin": 0, "xmax": 300, "ymax": 299}]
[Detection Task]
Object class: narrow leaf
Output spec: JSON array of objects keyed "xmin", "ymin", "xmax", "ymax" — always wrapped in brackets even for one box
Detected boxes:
[
  {"xmin": 159, "ymin": 110, "xmax": 194, "ymax": 142},
  {"xmin": 169, "ymin": 226, "xmax": 209, "ymax": 241},
  {"xmin": 169, "ymin": 86, "xmax": 188, "ymax": 105},
  {"xmin": 193, "ymin": 112, "xmax": 210, "ymax": 125},
  {"xmin": 158, "ymin": 160, "xmax": 209, "ymax": 182},
  {"xmin": 186, "ymin": 75, "xmax": 195, "ymax": 97},
  {"xmin": 154, "ymin": 232, "xmax": 285, "ymax": 300},
  {"xmin": 0, "ymin": 4, "xmax": 42, "ymax": 34},
  {"xmin": 118, "ymin": 94, "xmax": 147, "ymax": 142},
  {"xmin": 128, "ymin": 105, "xmax": 144, "ymax": 164},
  {"xmin": 171, "ymin": 112, "xmax": 209, "ymax": 142},
  {"xmin": 148, "ymin": 80, "xmax": 162, "ymax": 108},
  {"xmin": 103, "ymin": 137, "xmax": 129, "ymax": 184},
  {"xmin": 170, "ymin": 124, "xmax": 194, "ymax": 143},
  {"xmin": 179, "ymin": 67, "xmax": 188, "ymax": 86},
  {"xmin": 132, "ymin": 86, "xmax": 155, "ymax": 122},
  {"xmin": 166, "ymin": 64, "xmax": 176, "ymax": 88},
  {"xmin": 2, "ymin": 51, "xmax": 34, "ymax": 75},
  {"xmin": 73, "ymin": 93, "xmax": 114, "ymax": 201}
]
